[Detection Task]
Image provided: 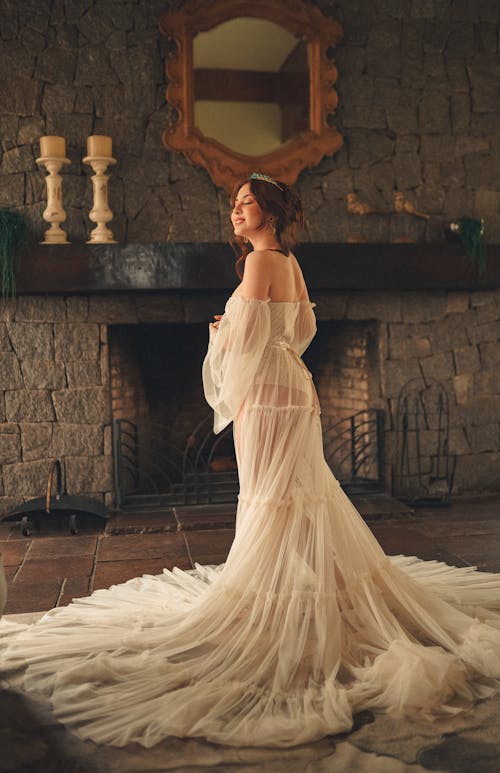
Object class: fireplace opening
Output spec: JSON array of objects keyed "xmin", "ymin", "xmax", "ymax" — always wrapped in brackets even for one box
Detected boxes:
[
  {"xmin": 304, "ymin": 320, "xmax": 383, "ymax": 491},
  {"xmin": 109, "ymin": 320, "xmax": 384, "ymax": 508},
  {"xmin": 109, "ymin": 323, "xmax": 237, "ymax": 507}
]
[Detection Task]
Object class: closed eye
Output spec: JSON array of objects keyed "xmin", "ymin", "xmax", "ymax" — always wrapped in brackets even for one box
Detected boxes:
[{"xmin": 233, "ymin": 195, "xmax": 255, "ymax": 208}]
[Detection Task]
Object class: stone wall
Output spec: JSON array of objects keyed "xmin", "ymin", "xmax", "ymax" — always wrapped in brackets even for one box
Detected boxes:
[
  {"xmin": 314, "ymin": 285, "xmax": 500, "ymax": 494},
  {"xmin": 0, "ymin": 296, "xmax": 112, "ymax": 516},
  {"xmin": 0, "ymin": 0, "xmax": 499, "ymax": 243},
  {"xmin": 1, "ymin": 287, "xmax": 498, "ymax": 516}
]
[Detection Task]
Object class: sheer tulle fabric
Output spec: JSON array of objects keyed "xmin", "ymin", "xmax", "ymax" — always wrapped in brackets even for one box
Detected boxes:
[{"xmin": 2, "ymin": 296, "xmax": 500, "ymax": 749}]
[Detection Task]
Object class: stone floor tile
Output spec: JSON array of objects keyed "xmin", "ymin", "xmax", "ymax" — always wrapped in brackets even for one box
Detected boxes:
[
  {"xmin": 92, "ymin": 557, "xmax": 191, "ymax": 591},
  {"xmin": 97, "ymin": 531, "xmax": 188, "ymax": 562},
  {"xmin": 4, "ymin": 565, "xmax": 17, "ymax": 581},
  {"xmin": 415, "ymin": 518, "xmax": 500, "ymax": 539},
  {"xmin": 175, "ymin": 504, "xmax": 236, "ymax": 517},
  {"xmin": 174, "ymin": 503, "xmax": 237, "ymax": 531},
  {"xmin": 370, "ymin": 525, "xmax": 469, "ymax": 565},
  {"xmin": 370, "ymin": 525, "xmax": 433, "ymax": 553},
  {"xmin": 477, "ymin": 560, "xmax": 500, "ymax": 573},
  {"xmin": 58, "ymin": 576, "xmax": 92, "ymax": 607},
  {"xmin": 433, "ymin": 534, "xmax": 500, "ymax": 570},
  {"xmin": 106, "ymin": 508, "xmax": 177, "ymax": 534},
  {"xmin": 423, "ymin": 548, "xmax": 472, "ymax": 567},
  {"xmin": 15, "ymin": 555, "xmax": 94, "ymax": 583},
  {"xmin": 414, "ymin": 495, "xmax": 500, "ymax": 520},
  {"xmin": 351, "ymin": 493, "xmax": 414, "ymax": 519},
  {"xmin": 188, "ymin": 554, "xmax": 227, "ymax": 569},
  {"xmin": 0, "ymin": 521, "xmax": 14, "ymax": 539},
  {"xmin": 28, "ymin": 535, "xmax": 98, "ymax": 559},
  {"xmin": 0, "ymin": 539, "xmax": 31, "ymax": 566},
  {"xmin": 184, "ymin": 529, "xmax": 235, "ymax": 561},
  {"xmin": 4, "ymin": 580, "xmax": 62, "ymax": 614}
]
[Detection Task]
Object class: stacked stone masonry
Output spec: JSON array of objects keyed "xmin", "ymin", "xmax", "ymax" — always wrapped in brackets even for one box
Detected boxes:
[
  {"xmin": 0, "ymin": 296, "xmax": 113, "ymax": 515},
  {"xmin": 0, "ymin": 0, "xmax": 499, "ymax": 242},
  {"xmin": 0, "ymin": 288, "xmax": 499, "ymax": 516}
]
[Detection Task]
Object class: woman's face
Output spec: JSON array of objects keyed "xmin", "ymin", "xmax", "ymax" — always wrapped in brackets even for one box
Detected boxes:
[{"xmin": 231, "ymin": 183, "xmax": 266, "ymax": 239}]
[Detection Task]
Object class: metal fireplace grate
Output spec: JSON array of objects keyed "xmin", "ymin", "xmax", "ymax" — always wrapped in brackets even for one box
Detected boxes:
[
  {"xmin": 112, "ymin": 408, "xmax": 385, "ymax": 509},
  {"xmin": 323, "ymin": 408, "xmax": 385, "ymax": 494}
]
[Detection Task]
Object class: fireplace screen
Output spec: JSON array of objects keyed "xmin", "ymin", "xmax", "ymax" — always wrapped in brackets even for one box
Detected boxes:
[{"xmin": 112, "ymin": 409, "xmax": 384, "ymax": 508}]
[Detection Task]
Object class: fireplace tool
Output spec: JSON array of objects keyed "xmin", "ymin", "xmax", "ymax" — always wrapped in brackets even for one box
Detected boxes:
[
  {"xmin": 3, "ymin": 459, "xmax": 109, "ymax": 536},
  {"xmin": 393, "ymin": 377, "xmax": 456, "ymax": 506}
]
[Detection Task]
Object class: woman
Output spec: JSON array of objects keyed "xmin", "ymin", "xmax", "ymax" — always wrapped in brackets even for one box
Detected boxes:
[{"xmin": 2, "ymin": 174, "xmax": 500, "ymax": 749}]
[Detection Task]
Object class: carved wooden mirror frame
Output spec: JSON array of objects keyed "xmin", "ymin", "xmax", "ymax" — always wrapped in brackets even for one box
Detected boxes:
[{"xmin": 159, "ymin": 0, "xmax": 343, "ymax": 192}]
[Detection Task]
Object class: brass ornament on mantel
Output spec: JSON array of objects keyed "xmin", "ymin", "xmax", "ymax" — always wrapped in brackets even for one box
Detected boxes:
[
  {"xmin": 393, "ymin": 192, "xmax": 430, "ymax": 220},
  {"xmin": 346, "ymin": 193, "xmax": 380, "ymax": 216},
  {"xmin": 159, "ymin": 0, "xmax": 343, "ymax": 192},
  {"xmin": 346, "ymin": 191, "xmax": 430, "ymax": 220}
]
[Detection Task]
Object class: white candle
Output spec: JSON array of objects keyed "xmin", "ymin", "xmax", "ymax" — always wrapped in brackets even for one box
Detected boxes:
[
  {"xmin": 87, "ymin": 135, "xmax": 112, "ymax": 157},
  {"xmin": 40, "ymin": 135, "xmax": 66, "ymax": 158}
]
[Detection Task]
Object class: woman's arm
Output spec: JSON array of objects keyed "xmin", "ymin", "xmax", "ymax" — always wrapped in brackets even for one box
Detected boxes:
[{"xmin": 203, "ymin": 295, "xmax": 271, "ymax": 433}]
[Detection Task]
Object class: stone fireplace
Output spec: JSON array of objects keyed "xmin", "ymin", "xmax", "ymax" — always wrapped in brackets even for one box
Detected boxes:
[
  {"xmin": 107, "ymin": 315, "xmax": 381, "ymax": 507},
  {"xmin": 0, "ymin": 242, "xmax": 499, "ymax": 517}
]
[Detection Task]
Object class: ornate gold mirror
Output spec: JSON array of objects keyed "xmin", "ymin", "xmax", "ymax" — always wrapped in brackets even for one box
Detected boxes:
[{"xmin": 159, "ymin": 0, "xmax": 343, "ymax": 192}]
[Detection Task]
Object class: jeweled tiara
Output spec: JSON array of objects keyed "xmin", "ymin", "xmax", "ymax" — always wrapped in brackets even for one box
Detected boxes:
[{"xmin": 249, "ymin": 172, "xmax": 283, "ymax": 191}]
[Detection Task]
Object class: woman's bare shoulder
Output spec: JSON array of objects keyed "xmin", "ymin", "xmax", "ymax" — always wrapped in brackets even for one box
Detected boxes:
[{"xmin": 243, "ymin": 250, "xmax": 276, "ymax": 268}]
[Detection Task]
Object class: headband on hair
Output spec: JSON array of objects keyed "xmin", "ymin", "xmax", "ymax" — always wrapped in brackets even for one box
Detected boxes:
[{"xmin": 249, "ymin": 172, "xmax": 283, "ymax": 191}]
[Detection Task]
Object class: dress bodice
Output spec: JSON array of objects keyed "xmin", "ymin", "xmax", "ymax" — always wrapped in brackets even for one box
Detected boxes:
[
  {"xmin": 268, "ymin": 302, "xmax": 301, "ymax": 345},
  {"xmin": 227, "ymin": 297, "xmax": 317, "ymax": 354},
  {"xmin": 203, "ymin": 296, "xmax": 317, "ymax": 433}
]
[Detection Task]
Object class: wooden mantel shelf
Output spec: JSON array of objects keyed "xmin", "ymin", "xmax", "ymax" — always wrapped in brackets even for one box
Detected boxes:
[{"xmin": 14, "ymin": 242, "xmax": 500, "ymax": 294}]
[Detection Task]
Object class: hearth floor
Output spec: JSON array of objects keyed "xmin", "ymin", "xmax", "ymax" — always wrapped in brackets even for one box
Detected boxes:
[
  {"xmin": 2, "ymin": 492, "xmax": 499, "ymax": 615},
  {"xmin": 2, "ymin": 492, "xmax": 500, "ymax": 773}
]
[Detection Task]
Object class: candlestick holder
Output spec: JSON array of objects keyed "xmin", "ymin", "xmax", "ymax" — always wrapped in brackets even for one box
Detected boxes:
[
  {"xmin": 83, "ymin": 155, "xmax": 117, "ymax": 243},
  {"xmin": 36, "ymin": 155, "xmax": 71, "ymax": 244}
]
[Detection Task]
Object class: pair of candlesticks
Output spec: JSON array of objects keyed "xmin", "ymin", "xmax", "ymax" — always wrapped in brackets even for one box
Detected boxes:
[{"xmin": 36, "ymin": 135, "xmax": 117, "ymax": 244}]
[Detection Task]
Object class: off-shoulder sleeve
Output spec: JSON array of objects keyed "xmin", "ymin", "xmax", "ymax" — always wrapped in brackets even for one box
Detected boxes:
[
  {"xmin": 292, "ymin": 302, "xmax": 317, "ymax": 356},
  {"xmin": 202, "ymin": 296, "xmax": 271, "ymax": 434}
]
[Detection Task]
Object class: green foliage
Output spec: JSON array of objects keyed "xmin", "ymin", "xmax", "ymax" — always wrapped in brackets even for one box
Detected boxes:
[
  {"xmin": 457, "ymin": 217, "xmax": 486, "ymax": 276},
  {"xmin": 0, "ymin": 209, "xmax": 28, "ymax": 299}
]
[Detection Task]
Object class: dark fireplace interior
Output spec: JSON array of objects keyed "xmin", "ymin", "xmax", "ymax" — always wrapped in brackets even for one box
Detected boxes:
[
  {"xmin": 110, "ymin": 323, "xmax": 210, "ymax": 449},
  {"xmin": 109, "ymin": 320, "xmax": 383, "ymax": 506}
]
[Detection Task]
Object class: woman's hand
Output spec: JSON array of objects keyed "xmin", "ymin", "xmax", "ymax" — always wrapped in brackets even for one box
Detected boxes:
[{"xmin": 210, "ymin": 314, "xmax": 223, "ymax": 331}]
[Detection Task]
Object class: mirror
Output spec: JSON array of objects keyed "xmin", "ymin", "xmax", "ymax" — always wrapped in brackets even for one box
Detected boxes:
[
  {"xmin": 193, "ymin": 18, "xmax": 308, "ymax": 156},
  {"xmin": 160, "ymin": 0, "xmax": 343, "ymax": 192}
]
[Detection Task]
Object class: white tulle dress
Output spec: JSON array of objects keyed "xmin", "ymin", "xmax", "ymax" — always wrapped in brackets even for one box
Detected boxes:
[{"xmin": 2, "ymin": 295, "xmax": 500, "ymax": 749}]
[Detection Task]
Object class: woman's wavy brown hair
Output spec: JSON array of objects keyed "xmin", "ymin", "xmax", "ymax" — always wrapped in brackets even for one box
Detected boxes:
[{"xmin": 230, "ymin": 177, "xmax": 304, "ymax": 280}]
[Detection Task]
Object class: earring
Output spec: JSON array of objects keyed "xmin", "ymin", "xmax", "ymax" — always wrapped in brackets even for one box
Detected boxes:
[{"xmin": 267, "ymin": 219, "xmax": 276, "ymax": 235}]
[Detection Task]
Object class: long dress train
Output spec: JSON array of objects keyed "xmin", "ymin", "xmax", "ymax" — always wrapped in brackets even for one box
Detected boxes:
[{"xmin": 2, "ymin": 295, "xmax": 500, "ymax": 749}]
